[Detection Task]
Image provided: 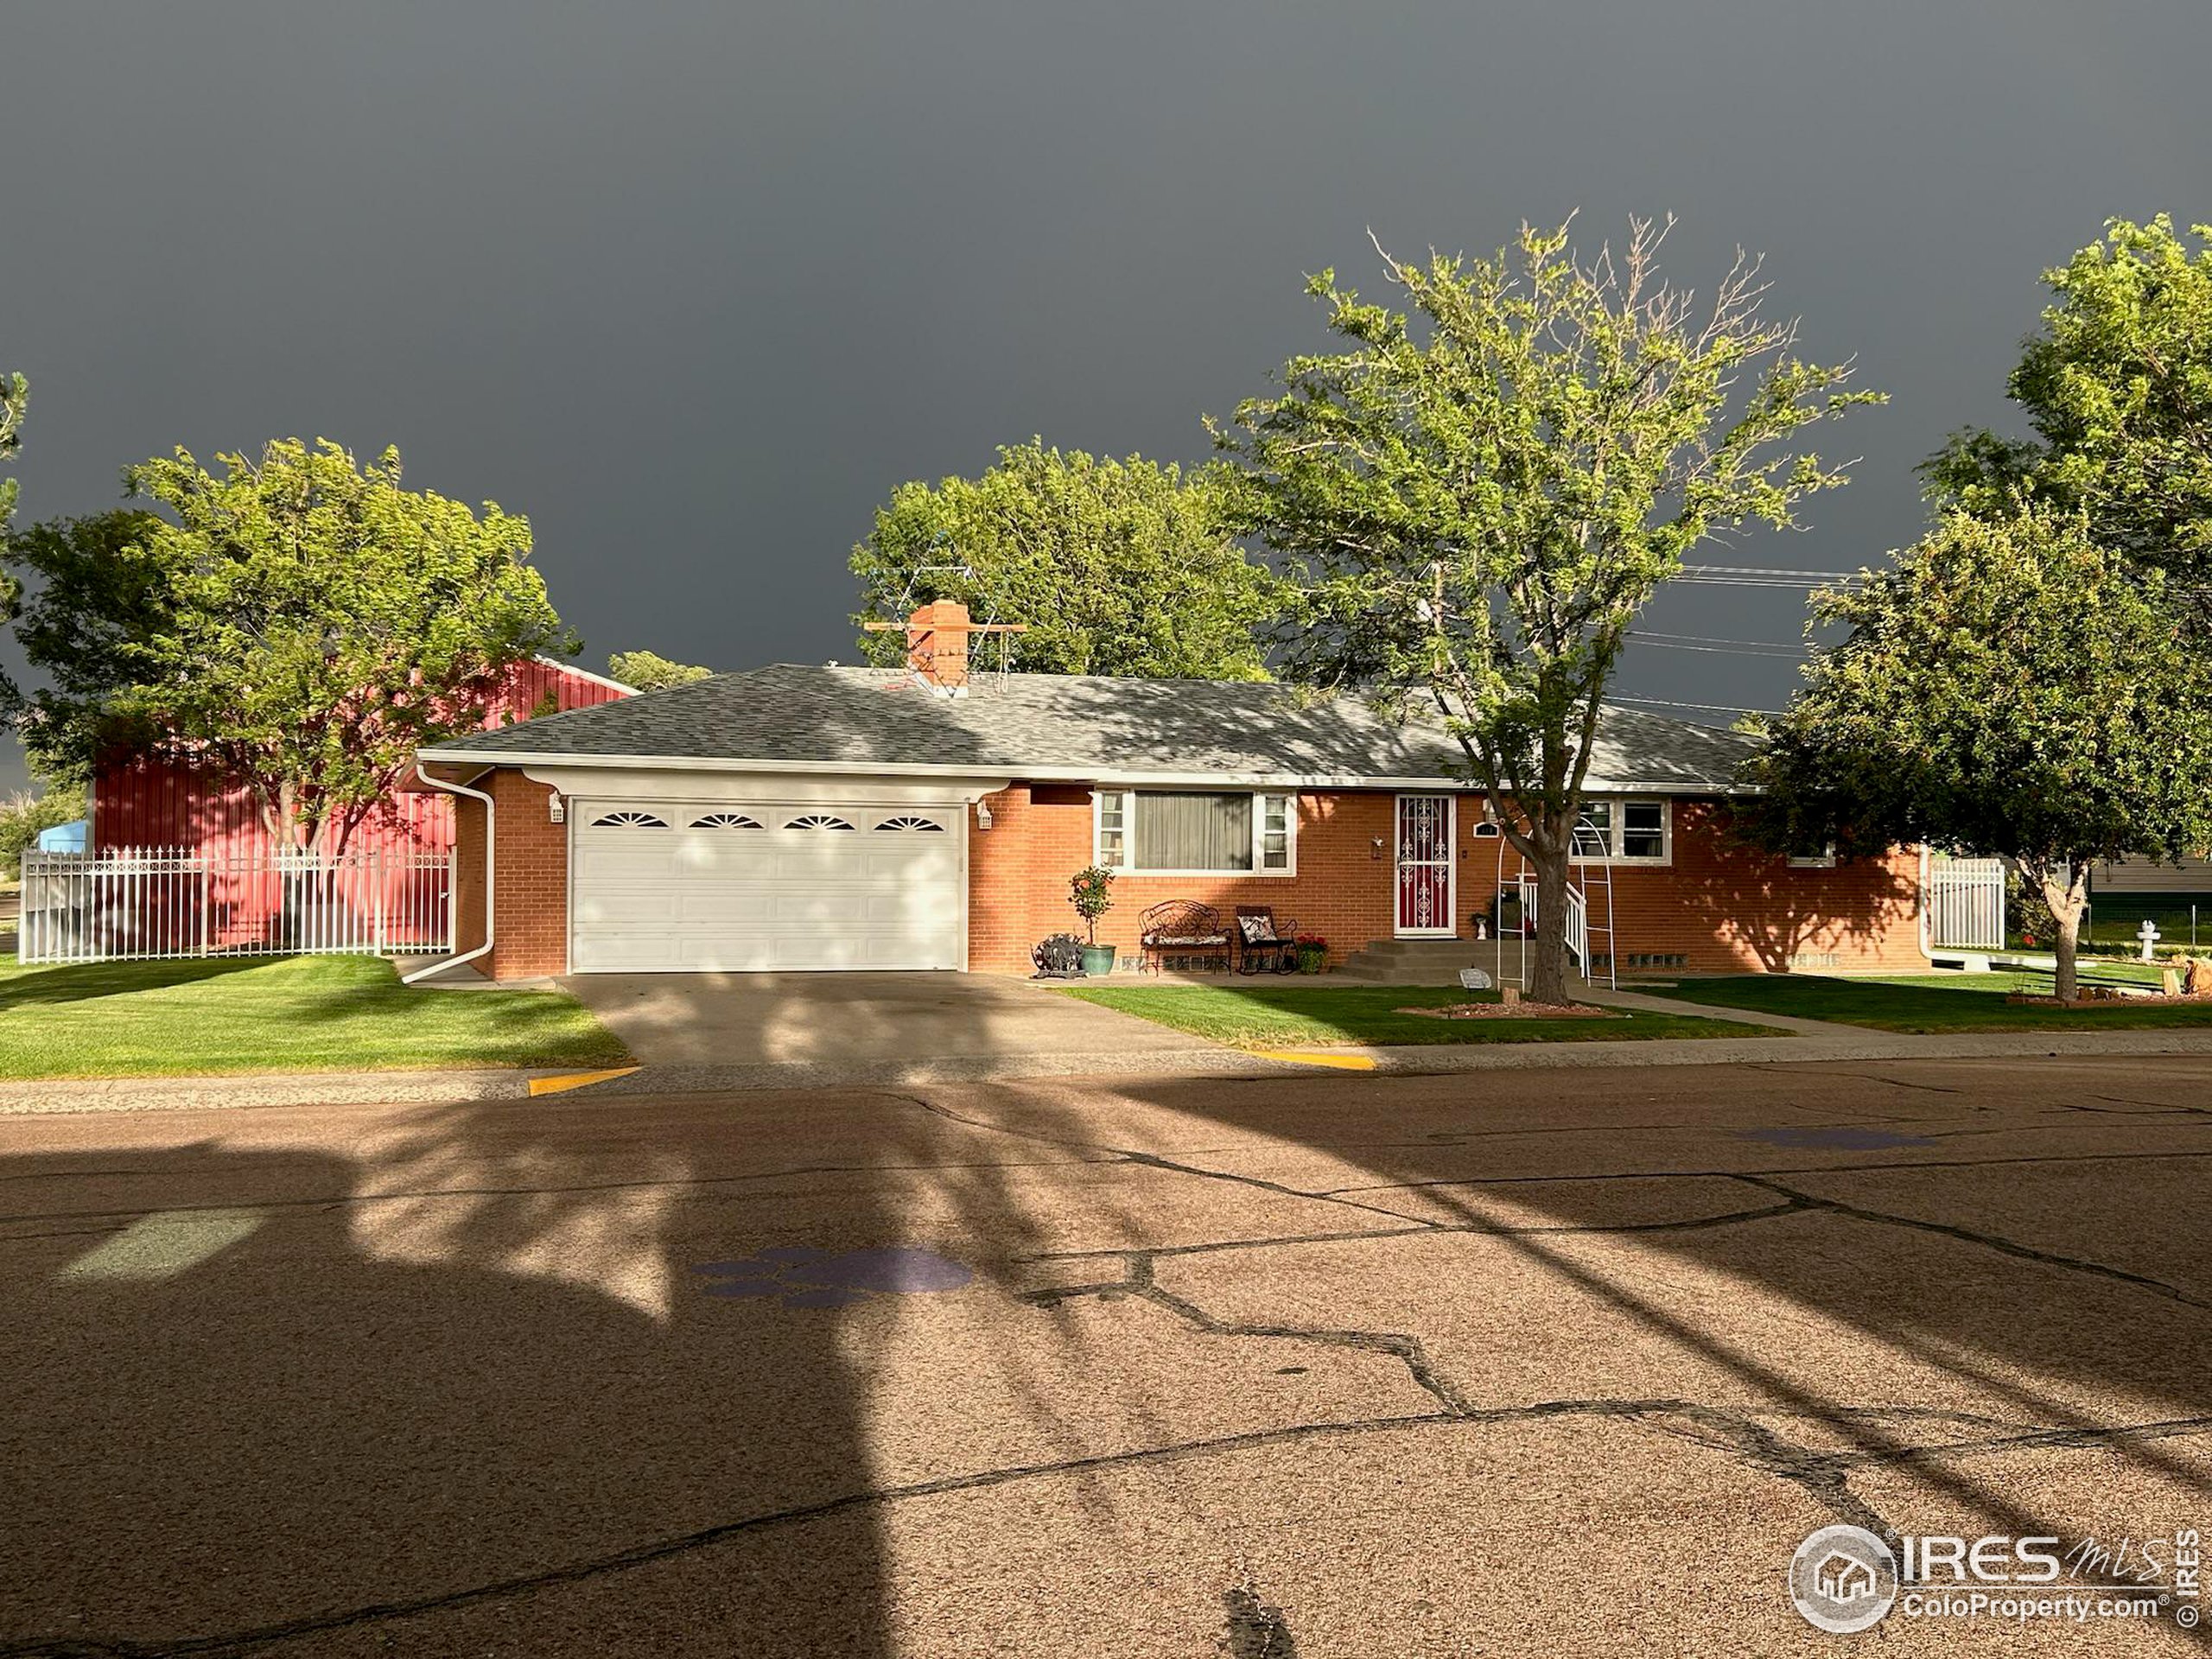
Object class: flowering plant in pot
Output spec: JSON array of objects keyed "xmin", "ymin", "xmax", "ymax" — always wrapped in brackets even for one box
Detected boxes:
[
  {"xmin": 1070, "ymin": 865, "xmax": 1117, "ymax": 975},
  {"xmin": 1294, "ymin": 932, "xmax": 1329, "ymax": 974}
]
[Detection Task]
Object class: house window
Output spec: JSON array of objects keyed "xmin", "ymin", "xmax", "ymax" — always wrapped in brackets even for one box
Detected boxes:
[
  {"xmin": 1093, "ymin": 791, "xmax": 1297, "ymax": 875},
  {"xmin": 1571, "ymin": 798, "xmax": 1671, "ymax": 864},
  {"xmin": 1788, "ymin": 846, "xmax": 1838, "ymax": 869},
  {"xmin": 1259, "ymin": 794, "xmax": 1292, "ymax": 871}
]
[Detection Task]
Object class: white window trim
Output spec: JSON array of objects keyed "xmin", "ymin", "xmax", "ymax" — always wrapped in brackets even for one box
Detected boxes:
[
  {"xmin": 1569, "ymin": 798, "xmax": 1673, "ymax": 867},
  {"xmin": 1788, "ymin": 846, "xmax": 1838, "ymax": 869},
  {"xmin": 1091, "ymin": 789, "xmax": 1298, "ymax": 877}
]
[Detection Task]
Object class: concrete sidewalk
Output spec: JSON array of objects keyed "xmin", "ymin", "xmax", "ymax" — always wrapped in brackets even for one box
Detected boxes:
[{"xmin": 16, "ymin": 1015, "xmax": 2212, "ymax": 1112}]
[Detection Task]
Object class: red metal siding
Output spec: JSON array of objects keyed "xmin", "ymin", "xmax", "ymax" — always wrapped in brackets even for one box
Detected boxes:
[{"xmin": 92, "ymin": 658, "xmax": 630, "ymax": 857}]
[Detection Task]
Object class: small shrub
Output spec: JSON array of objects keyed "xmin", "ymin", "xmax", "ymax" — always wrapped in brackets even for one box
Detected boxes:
[{"xmin": 1069, "ymin": 865, "xmax": 1116, "ymax": 944}]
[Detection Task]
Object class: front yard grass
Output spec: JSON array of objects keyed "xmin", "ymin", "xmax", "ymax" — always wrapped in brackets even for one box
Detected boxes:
[
  {"xmin": 1060, "ymin": 982, "xmax": 1769, "ymax": 1048},
  {"xmin": 0, "ymin": 954, "xmax": 631, "ymax": 1080},
  {"xmin": 1662, "ymin": 971, "xmax": 2212, "ymax": 1033}
]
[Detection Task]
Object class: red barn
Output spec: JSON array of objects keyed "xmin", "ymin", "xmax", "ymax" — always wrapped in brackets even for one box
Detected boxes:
[
  {"xmin": 22, "ymin": 658, "xmax": 633, "ymax": 963},
  {"xmin": 93, "ymin": 657, "xmax": 632, "ymax": 858}
]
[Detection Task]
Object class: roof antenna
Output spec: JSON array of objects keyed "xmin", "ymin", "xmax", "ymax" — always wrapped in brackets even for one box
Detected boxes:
[{"xmin": 885, "ymin": 539, "xmax": 1022, "ymax": 687}]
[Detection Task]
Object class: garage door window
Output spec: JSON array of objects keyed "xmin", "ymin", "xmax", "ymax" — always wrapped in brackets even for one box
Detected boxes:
[
  {"xmin": 874, "ymin": 815, "xmax": 946, "ymax": 832},
  {"xmin": 593, "ymin": 810, "xmax": 669, "ymax": 829},
  {"xmin": 785, "ymin": 814, "xmax": 856, "ymax": 830},
  {"xmin": 690, "ymin": 812, "xmax": 764, "ymax": 830}
]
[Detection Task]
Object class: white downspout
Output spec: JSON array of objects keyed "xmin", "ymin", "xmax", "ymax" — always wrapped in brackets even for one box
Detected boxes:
[
  {"xmin": 1917, "ymin": 845, "xmax": 1932, "ymax": 961},
  {"xmin": 402, "ymin": 762, "xmax": 494, "ymax": 984}
]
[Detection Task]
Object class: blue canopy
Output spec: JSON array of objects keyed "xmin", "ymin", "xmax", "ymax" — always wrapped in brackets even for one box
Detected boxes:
[{"xmin": 34, "ymin": 819, "xmax": 87, "ymax": 855}]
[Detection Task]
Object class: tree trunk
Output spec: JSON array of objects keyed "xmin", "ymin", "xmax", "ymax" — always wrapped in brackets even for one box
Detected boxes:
[
  {"xmin": 2038, "ymin": 862, "xmax": 2089, "ymax": 1002},
  {"xmin": 1529, "ymin": 836, "xmax": 1573, "ymax": 1006}
]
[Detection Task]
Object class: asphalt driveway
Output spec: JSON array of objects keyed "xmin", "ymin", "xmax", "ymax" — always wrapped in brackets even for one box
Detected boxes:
[
  {"xmin": 4, "ymin": 1058, "xmax": 2209, "ymax": 1653},
  {"xmin": 563, "ymin": 969, "xmax": 1217, "ymax": 1067}
]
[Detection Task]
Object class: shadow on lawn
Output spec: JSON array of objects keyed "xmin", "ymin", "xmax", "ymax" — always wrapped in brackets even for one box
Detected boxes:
[{"xmin": 0, "ymin": 955, "xmax": 268, "ymax": 1012}]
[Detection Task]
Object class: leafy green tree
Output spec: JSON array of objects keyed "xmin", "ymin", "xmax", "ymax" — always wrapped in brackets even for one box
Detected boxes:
[
  {"xmin": 0, "ymin": 779, "xmax": 85, "ymax": 881},
  {"xmin": 1217, "ymin": 220, "xmax": 1878, "ymax": 1002},
  {"xmin": 608, "ymin": 649, "xmax": 715, "ymax": 691},
  {"xmin": 852, "ymin": 441, "xmax": 1276, "ymax": 679},
  {"xmin": 1923, "ymin": 216, "xmax": 2212, "ymax": 581},
  {"xmin": 3, "ymin": 440, "xmax": 569, "ymax": 854},
  {"xmin": 1745, "ymin": 509, "xmax": 2212, "ymax": 1000},
  {"xmin": 0, "ymin": 371, "xmax": 25, "ymax": 623}
]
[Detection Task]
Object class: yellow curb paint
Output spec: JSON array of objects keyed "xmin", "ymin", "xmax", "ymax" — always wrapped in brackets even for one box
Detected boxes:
[
  {"xmin": 1251, "ymin": 1050, "xmax": 1378, "ymax": 1071},
  {"xmin": 528, "ymin": 1066, "xmax": 641, "ymax": 1096}
]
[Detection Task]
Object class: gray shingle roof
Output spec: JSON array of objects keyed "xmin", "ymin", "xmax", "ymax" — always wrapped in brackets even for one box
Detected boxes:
[{"xmin": 424, "ymin": 665, "xmax": 1758, "ymax": 792}]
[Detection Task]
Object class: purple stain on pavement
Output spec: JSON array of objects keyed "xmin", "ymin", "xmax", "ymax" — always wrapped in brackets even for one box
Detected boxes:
[
  {"xmin": 1737, "ymin": 1126, "xmax": 1938, "ymax": 1150},
  {"xmin": 693, "ymin": 1246, "xmax": 973, "ymax": 1307}
]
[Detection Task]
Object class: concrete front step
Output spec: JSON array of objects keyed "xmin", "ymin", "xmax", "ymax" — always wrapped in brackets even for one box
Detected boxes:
[{"xmin": 1337, "ymin": 937, "xmax": 1497, "ymax": 985}]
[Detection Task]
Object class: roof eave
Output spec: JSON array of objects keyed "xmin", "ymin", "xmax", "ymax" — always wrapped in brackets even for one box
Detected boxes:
[{"xmin": 412, "ymin": 747, "xmax": 1751, "ymax": 795}]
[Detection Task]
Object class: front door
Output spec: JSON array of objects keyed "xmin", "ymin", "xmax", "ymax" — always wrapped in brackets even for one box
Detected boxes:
[{"xmin": 1394, "ymin": 794, "xmax": 1456, "ymax": 938}]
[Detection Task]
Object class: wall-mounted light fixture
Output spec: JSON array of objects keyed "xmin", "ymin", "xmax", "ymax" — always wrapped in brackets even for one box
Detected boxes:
[
  {"xmin": 549, "ymin": 795, "xmax": 566, "ymax": 824},
  {"xmin": 975, "ymin": 800, "xmax": 994, "ymax": 831},
  {"xmin": 1370, "ymin": 836, "xmax": 1386, "ymax": 861}
]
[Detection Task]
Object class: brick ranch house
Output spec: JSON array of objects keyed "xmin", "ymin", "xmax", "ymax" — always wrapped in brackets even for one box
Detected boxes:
[{"xmin": 416, "ymin": 605, "xmax": 1929, "ymax": 982}]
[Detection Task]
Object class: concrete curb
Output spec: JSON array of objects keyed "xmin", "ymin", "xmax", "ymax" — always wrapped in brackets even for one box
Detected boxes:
[{"xmin": 12, "ymin": 1023, "xmax": 2212, "ymax": 1116}]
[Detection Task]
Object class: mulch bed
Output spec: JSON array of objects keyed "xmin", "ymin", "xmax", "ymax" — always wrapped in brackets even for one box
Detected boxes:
[
  {"xmin": 1394, "ymin": 1001, "xmax": 1618, "ymax": 1020},
  {"xmin": 2005, "ymin": 991, "xmax": 2212, "ymax": 1008}
]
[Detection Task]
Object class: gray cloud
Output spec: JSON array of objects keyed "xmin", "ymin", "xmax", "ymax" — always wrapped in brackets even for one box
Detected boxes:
[{"xmin": 7, "ymin": 0, "xmax": 2207, "ymax": 792}]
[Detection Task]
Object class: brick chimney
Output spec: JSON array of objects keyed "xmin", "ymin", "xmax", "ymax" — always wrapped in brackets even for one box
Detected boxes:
[{"xmin": 906, "ymin": 598, "xmax": 971, "ymax": 690}]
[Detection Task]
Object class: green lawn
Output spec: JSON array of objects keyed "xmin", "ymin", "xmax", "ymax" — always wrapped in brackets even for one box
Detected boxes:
[
  {"xmin": 1061, "ymin": 982, "xmax": 1769, "ymax": 1048},
  {"xmin": 1662, "ymin": 971, "xmax": 2212, "ymax": 1033},
  {"xmin": 0, "ymin": 954, "xmax": 630, "ymax": 1080}
]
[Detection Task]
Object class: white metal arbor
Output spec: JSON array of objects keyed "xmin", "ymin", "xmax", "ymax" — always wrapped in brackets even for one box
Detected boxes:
[{"xmin": 1478, "ymin": 813, "xmax": 1619, "ymax": 991}]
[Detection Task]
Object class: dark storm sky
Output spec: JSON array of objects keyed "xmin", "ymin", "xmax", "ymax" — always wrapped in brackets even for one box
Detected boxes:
[{"xmin": 7, "ymin": 1, "xmax": 2209, "ymax": 794}]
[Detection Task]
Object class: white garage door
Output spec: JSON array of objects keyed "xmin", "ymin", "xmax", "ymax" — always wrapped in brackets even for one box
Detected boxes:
[{"xmin": 569, "ymin": 802, "xmax": 965, "ymax": 972}]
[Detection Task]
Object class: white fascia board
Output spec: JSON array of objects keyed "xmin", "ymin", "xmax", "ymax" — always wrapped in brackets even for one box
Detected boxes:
[
  {"xmin": 516, "ymin": 761, "xmax": 1013, "ymax": 805},
  {"xmin": 531, "ymin": 655, "xmax": 639, "ymax": 697},
  {"xmin": 417, "ymin": 747, "xmax": 1748, "ymax": 796}
]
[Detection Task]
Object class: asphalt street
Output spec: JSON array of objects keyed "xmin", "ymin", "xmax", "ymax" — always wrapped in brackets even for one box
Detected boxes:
[{"xmin": 3, "ymin": 1057, "xmax": 2209, "ymax": 1655}]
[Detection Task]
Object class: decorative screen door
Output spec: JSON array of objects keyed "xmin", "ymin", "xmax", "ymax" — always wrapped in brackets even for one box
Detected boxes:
[{"xmin": 1395, "ymin": 795, "xmax": 1455, "ymax": 937}]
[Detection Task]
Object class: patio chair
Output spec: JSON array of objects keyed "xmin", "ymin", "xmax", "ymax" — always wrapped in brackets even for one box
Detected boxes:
[
  {"xmin": 1139, "ymin": 900, "xmax": 1231, "ymax": 975},
  {"xmin": 1233, "ymin": 906, "xmax": 1300, "ymax": 976}
]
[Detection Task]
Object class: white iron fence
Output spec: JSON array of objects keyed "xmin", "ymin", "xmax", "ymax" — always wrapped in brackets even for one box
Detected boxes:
[
  {"xmin": 18, "ymin": 848, "xmax": 454, "ymax": 965},
  {"xmin": 1928, "ymin": 857, "xmax": 2007, "ymax": 950}
]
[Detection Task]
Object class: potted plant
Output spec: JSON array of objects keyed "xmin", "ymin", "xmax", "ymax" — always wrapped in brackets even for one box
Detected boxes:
[
  {"xmin": 1070, "ymin": 865, "xmax": 1117, "ymax": 976},
  {"xmin": 1294, "ymin": 932, "xmax": 1329, "ymax": 974}
]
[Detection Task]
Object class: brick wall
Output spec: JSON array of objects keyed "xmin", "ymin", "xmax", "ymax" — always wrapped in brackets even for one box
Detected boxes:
[
  {"xmin": 444, "ymin": 768, "xmax": 569, "ymax": 980},
  {"xmin": 457, "ymin": 773, "xmax": 1926, "ymax": 979},
  {"xmin": 965, "ymin": 787, "xmax": 1927, "ymax": 976},
  {"xmin": 966, "ymin": 787, "xmax": 1401, "ymax": 972}
]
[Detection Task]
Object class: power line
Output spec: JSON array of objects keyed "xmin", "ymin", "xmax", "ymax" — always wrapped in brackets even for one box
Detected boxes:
[
  {"xmin": 1610, "ymin": 693, "xmax": 1781, "ymax": 716},
  {"xmin": 1673, "ymin": 563, "xmax": 1866, "ymax": 588},
  {"xmin": 1627, "ymin": 629, "xmax": 1802, "ymax": 658}
]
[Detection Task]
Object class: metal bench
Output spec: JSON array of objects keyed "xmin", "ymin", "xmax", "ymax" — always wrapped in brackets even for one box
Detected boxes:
[{"xmin": 1139, "ymin": 899, "xmax": 1231, "ymax": 975}]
